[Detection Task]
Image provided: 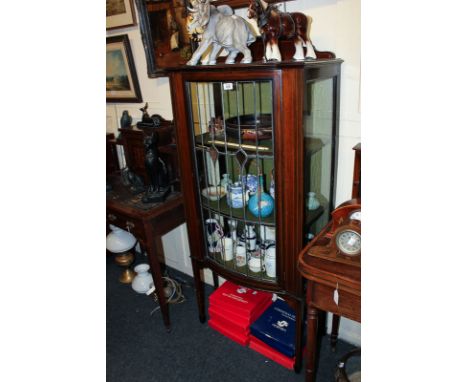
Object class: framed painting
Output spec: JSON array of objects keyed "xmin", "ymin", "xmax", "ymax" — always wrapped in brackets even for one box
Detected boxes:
[
  {"xmin": 135, "ymin": 0, "xmax": 290, "ymax": 77},
  {"xmin": 136, "ymin": 0, "xmax": 195, "ymax": 78},
  {"xmin": 107, "ymin": 0, "xmax": 137, "ymax": 30},
  {"xmin": 106, "ymin": 35, "xmax": 143, "ymax": 103}
]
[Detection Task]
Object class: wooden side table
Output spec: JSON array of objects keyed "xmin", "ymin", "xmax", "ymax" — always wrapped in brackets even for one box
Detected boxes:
[
  {"xmin": 297, "ymin": 221, "xmax": 361, "ymax": 382},
  {"xmin": 106, "ymin": 176, "xmax": 185, "ymax": 331}
]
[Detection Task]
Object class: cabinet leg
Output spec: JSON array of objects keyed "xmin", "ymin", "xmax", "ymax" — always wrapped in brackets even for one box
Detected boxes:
[
  {"xmin": 212, "ymin": 271, "xmax": 219, "ymax": 289},
  {"xmin": 331, "ymin": 314, "xmax": 341, "ymax": 351},
  {"xmin": 305, "ymin": 292, "xmax": 319, "ymax": 382},
  {"xmin": 192, "ymin": 260, "xmax": 206, "ymax": 323}
]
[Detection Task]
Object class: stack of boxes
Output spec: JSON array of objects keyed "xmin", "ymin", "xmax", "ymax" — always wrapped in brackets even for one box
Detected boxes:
[
  {"xmin": 208, "ymin": 281, "xmax": 272, "ymax": 346},
  {"xmin": 208, "ymin": 281, "xmax": 300, "ymax": 370},
  {"xmin": 249, "ymin": 298, "xmax": 298, "ymax": 370}
]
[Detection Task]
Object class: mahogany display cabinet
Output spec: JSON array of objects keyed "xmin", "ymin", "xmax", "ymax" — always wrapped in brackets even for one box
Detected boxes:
[{"xmin": 168, "ymin": 59, "xmax": 342, "ymax": 371}]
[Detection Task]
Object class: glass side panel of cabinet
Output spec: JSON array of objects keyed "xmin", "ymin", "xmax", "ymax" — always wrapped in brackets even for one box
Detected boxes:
[
  {"xmin": 187, "ymin": 80, "xmax": 277, "ymax": 283},
  {"xmin": 303, "ymin": 78, "xmax": 334, "ymax": 241}
]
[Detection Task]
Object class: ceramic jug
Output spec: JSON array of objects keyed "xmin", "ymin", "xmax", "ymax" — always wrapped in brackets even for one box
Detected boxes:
[
  {"xmin": 242, "ymin": 173, "xmax": 258, "ymax": 194},
  {"xmin": 205, "ymin": 218, "xmax": 223, "ymax": 252},
  {"xmin": 227, "ymin": 182, "xmax": 249, "ymax": 208}
]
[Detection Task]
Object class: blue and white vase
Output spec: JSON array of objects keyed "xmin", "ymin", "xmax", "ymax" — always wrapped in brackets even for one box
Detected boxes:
[
  {"xmin": 227, "ymin": 182, "xmax": 249, "ymax": 208},
  {"xmin": 248, "ymin": 175, "xmax": 274, "ymax": 218},
  {"xmin": 242, "ymin": 173, "xmax": 258, "ymax": 194},
  {"xmin": 307, "ymin": 192, "xmax": 320, "ymax": 210}
]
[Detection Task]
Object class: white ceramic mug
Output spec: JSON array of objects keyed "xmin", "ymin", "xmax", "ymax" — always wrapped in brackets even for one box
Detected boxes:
[
  {"xmin": 235, "ymin": 245, "xmax": 247, "ymax": 267},
  {"xmin": 221, "ymin": 237, "xmax": 233, "ymax": 261},
  {"xmin": 244, "ymin": 224, "xmax": 257, "ymax": 250},
  {"xmin": 264, "ymin": 246, "xmax": 276, "ymax": 278},
  {"xmin": 248, "ymin": 257, "xmax": 262, "ymax": 273},
  {"xmin": 259, "ymin": 225, "xmax": 276, "ymax": 242}
]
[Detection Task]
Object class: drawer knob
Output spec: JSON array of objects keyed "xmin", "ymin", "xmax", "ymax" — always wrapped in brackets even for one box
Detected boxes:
[{"xmin": 126, "ymin": 221, "xmax": 135, "ymax": 230}]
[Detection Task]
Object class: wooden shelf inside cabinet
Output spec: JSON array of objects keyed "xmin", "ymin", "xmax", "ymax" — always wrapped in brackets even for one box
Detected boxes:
[
  {"xmin": 195, "ymin": 133, "xmax": 274, "ymax": 156},
  {"xmin": 201, "ymin": 199, "xmax": 275, "ymax": 225}
]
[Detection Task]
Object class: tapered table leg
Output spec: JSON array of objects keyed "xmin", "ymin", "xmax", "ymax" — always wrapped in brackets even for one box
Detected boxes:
[
  {"xmin": 305, "ymin": 285, "xmax": 319, "ymax": 382},
  {"xmin": 144, "ymin": 223, "xmax": 171, "ymax": 331},
  {"xmin": 293, "ymin": 298, "xmax": 303, "ymax": 373},
  {"xmin": 192, "ymin": 259, "xmax": 206, "ymax": 323},
  {"xmin": 331, "ymin": 314, "xmax": 341, "ymax": 351}
]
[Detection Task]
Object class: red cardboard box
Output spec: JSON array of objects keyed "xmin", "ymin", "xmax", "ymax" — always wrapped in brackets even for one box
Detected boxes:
[
  {"xmin": 208, "ymin": 306, "xmax": 249, "ymax": 334},
  {"xmin": 209, "ymin": 297, "xmax": 272, "ymax": 330},
  {"xmin": 209, "ymin": 281, "xmax": 272, "ymax": 317},
  {"xmin": 249, "ymin": 336, "xmax": 295, "ymax": 370},
  {"xmin": 208, "ymin": 318, "xmax": 250, "ymax": 346},
  {"xmin": 208, "ymin": 306, "xmax": 250, "ymax": 335}
]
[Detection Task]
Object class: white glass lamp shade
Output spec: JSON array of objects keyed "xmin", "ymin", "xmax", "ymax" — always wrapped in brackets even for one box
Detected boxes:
[{"xmin": 106, "ymin": 224, "xmax": 137, "ymax": 253}]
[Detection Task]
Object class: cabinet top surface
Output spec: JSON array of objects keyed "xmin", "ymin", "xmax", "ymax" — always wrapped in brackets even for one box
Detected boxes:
[{"xmin": 165, "ymin": 58, "xmax": 343, "ymax": 73}]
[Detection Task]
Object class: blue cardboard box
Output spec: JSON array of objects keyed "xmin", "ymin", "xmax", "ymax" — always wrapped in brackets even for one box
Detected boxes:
[{"xmin": 250, "ymin": 299, "xmax": 296, "ymax": 357}]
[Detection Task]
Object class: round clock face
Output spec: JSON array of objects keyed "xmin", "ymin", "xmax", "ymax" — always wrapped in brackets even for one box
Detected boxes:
[
  {"xmin": 349, "ymin": 210, "xmax": 361, "ymax": 221},
  {"xmin": 336, "ymin": 229, "xmax": 361, "ymax": 256}
]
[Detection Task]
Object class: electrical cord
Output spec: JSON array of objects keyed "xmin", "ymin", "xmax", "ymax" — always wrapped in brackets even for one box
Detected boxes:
[{"xmin": 149, "ymin": 276, "xmax": 186, "ymax": 316}]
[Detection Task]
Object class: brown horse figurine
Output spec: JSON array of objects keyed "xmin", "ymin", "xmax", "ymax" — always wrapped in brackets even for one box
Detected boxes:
[{"xmin": 247, "ymin": 0, "xmax": 316, "ymax": 62}]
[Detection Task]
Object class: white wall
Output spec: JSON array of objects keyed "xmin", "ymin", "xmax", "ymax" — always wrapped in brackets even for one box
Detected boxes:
[{"xmin": 107, "ymin": 0, "xmax": 360, "ymax": 345}]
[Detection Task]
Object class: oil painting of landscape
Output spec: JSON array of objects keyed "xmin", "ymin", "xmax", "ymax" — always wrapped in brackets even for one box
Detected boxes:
[
  {"xmin": 106, "ymin": 35, "xmax": 142, "ymax": 103},
  {"xmin": 107, "ymin": 49, "xmax": 131, "ymax": 92}
]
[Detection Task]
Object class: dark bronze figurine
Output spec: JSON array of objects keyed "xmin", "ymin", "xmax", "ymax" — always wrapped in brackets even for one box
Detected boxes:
[
  {"xmin": 137, "ymin": 102, "xmax": 163, "ymax": 129},
  {"xmin": 121, "ymin": 168, "xmax": 146, "ymax": 195},
  {"xmin": 142, "ymin": 132, "xmax": 170, "ymax": 203}
]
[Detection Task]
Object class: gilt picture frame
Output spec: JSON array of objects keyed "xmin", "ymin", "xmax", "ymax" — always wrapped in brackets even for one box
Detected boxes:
[
  {"xmin": 106, "ymin": 35, "xmax": 143, "ymax": 103},
  {"xmin": 107, "ymin": 0, "xmax": 137, "ymax": 30}
]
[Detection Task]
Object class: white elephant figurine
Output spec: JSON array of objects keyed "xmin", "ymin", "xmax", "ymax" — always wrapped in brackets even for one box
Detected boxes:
[{"xmin": 186, "ymin": 0, "xmax": 256, "ymax": 65}]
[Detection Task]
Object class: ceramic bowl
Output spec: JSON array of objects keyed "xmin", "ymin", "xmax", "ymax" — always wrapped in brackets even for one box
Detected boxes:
[{"xmin": 202, "ymin": 186, "xmax": 226, "ymax": 201}]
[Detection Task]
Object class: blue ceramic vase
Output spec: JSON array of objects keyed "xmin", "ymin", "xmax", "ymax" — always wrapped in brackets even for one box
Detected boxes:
[
  {"xmin": 248, "ymin": 176, "xmax": 274, "ymax": 218},
  {"xmin": 120, "ymin": 110, "xmax": 132, "ymax": 129}
]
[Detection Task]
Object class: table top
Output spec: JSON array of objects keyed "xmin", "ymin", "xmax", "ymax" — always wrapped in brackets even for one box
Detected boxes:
[
  {"xmin": 298, "ymin": 221, "xmax": 361, "ymax": 294},
  {"xmin": 106, "ymin": 175, "xmax": 184, "ymax": 220}
]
